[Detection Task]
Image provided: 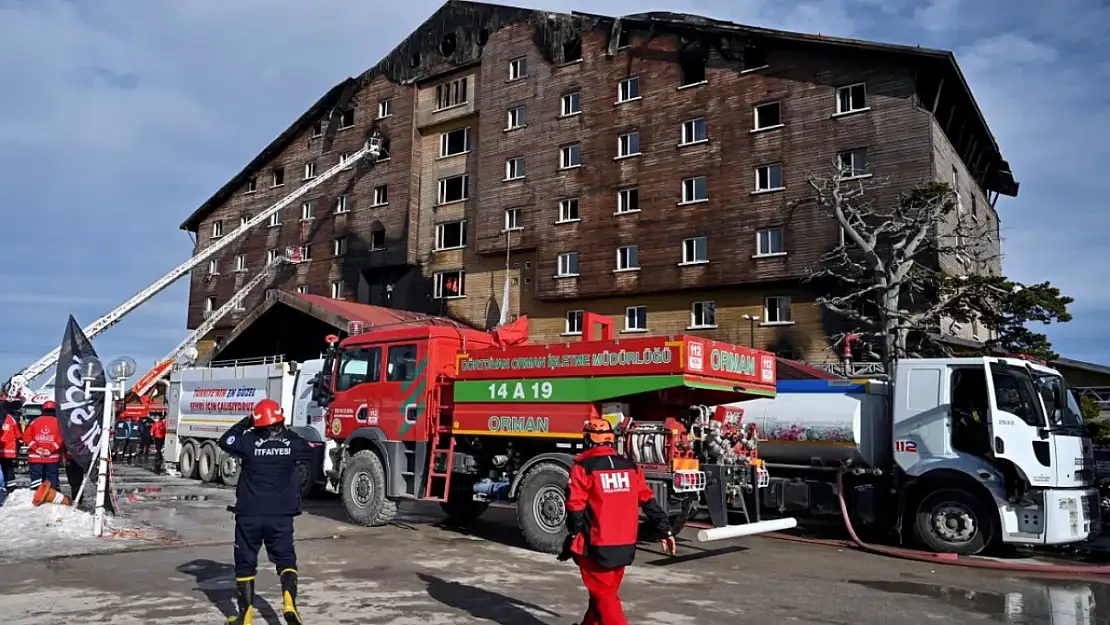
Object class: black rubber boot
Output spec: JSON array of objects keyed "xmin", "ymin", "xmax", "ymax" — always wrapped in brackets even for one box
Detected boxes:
[
  {"xmin": 225, "ymin": 578, "xmax": 255, "ymax": 624},
  {"xmin": 281, "ymin": 569, "xmax": 303, "ymax": 625}
]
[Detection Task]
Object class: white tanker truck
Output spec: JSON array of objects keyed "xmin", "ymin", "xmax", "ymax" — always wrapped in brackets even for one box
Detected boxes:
[{"xmin": 725, "ymin": 356, "xmax": 1099, "ymax": 555}]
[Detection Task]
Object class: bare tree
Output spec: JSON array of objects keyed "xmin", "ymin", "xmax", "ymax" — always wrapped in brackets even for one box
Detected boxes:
[{"xmin": 789, "ymin": 160, "xmax": 1001, "ymax": 370}]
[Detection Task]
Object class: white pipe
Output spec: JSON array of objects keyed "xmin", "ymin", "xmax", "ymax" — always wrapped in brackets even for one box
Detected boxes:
[{"xmin": 696, "ymin": 517, "xmax": 798, "ymax": 542}]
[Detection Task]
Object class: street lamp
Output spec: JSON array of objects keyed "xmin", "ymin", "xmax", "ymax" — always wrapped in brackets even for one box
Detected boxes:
[
  {"xmin": 80, "ymin": 356, "xmax": 137, "ymax": 537},
  {"xmin": 741, "ymin": 314, "xmax": 760, "ymax": 348}
]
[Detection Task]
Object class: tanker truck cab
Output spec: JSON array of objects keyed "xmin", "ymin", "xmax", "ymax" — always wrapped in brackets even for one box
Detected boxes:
[{"xmin": 894, "ymin": 356, "xmax": 1098, "ymax": 553}]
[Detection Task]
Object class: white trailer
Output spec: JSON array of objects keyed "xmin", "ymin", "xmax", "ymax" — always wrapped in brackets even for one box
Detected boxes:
[
  {"xmin": 725, "ymin": 356, "xmax": 1100, "ymax": 555},
  {"xmin": 164, "ymin": 356, "xmax": 329, "ymax": 497}
]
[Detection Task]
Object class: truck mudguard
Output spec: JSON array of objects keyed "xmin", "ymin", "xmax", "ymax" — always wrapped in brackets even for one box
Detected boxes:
[
  {"xmin": 344, "ymin": 426, "xmax": 392, "ymax": 475},
  {"xmin": 509, "ymin": 452, "xmax": 576, "ymax": 499}
]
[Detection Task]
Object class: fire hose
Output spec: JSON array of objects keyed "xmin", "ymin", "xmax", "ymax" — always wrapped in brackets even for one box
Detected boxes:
[{"xmin": 692, "ymin": 472, "xmax": 1110, "ymax": 576}]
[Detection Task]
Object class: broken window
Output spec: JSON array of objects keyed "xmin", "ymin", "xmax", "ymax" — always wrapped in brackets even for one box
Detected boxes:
[
  {"xmin": 742, "ymin": 45, "xmax": 768, "ymax": 71},
  {"xmin": 370, "ymin": 227, "xmax": 385, "ymax": 250},
  {"xmin": 563, "ymin": 37, "xmax": 582, "ymax": 63},
  {"xmin": 339, "ymin": 109, "xmax": 355, "ymax": 128},
  {"xmin": 679, "ymin": 46, "xmax": 707, "ymax": 86},
  {"xmin": 617, "ymin": 26, "xmax": 631, "ymax": 48},
  {"xmin": 439, "ymin": 33, "xmax": 457, "ymax": 56},
  {"xmin": 271, "ymin": 167, "xmax": 285, "ymax": 187}
]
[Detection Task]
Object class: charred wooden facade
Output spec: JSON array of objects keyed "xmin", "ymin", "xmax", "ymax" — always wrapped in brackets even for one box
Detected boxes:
[{"xmin": 180, "ymin": 1, "xmax": 1017, "ymax": 362}]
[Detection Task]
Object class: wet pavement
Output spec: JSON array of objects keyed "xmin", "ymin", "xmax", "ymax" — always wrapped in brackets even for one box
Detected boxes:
[
  {"xmin": 2, "ymin": 494, "xmax": 1110, "ymax": 623},
  {"xmin": 4, "ymin": 465, "xmax": 1110, "ymax": 623}
]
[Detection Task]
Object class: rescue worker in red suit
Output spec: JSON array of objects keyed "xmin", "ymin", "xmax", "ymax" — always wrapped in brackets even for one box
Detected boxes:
[
  {"xmin": 0, "ymin": 396, "xmax": 22, "ymax": 492},
  {"xmin": 22, "ymin": 400, "xmax": 62, "ymax": 489},
  {"xmin": 559, "ymin": 418, "xmax": 677, "ymax": 625}
]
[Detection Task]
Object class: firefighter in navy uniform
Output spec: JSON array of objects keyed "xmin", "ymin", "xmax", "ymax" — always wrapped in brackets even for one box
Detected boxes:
[
  {"xmin": 559, "ymin": 417, "xmax": 677, "ymax": 625},
  {"xmin": 218, "ymin": 399, "xmax": 314, "ymax": 625}
]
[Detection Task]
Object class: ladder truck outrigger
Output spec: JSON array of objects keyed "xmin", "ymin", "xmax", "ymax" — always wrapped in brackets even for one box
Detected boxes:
[{"xmin": 5, "ymin": 133, "xmax": 384, "ymax": 417}]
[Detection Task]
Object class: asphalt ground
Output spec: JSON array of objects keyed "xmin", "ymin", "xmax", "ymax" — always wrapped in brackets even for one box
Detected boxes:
[{"xmin": 3, "ymin": 493, "xmax": 1110, "ymax": 624}]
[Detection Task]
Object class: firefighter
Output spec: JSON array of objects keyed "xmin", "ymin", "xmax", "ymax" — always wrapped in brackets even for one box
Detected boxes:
[
  {"xmin": 22, "ymin": 400, "xmax": 62, "ymax": 489},
  {"xmin": 0, "ymin": 397, "xmax": 21, "ymax": 492},
  {"xmin": 559, "ymin": 417, "xmax": 677, "ymax": 625},
  {"xmin": 151, "ymin": 415, "xmax": 167, "ymax": 472},
  {"xmin": 218, "ymin": 398, "xmax": 314, "ymax": 625}
]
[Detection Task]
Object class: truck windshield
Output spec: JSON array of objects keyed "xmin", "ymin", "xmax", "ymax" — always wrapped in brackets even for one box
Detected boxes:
[
  {"xmin": 1033, "ymin": 373, "xmax": 1084, "ymax": 430},
  {"xmin": 990, "ymin": 363, "xmax": 1047, "ymax": 428}
]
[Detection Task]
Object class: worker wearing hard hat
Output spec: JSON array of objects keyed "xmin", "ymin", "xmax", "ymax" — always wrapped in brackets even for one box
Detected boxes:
[
  {"xmin": 559, "ymin": 417, "xmax": 677, "ymax": 625},
  {"xmin": 22, "ymin": 401, "xmax": 62, "ymax": 489},
  {"xmin": 218, "ymin": 398, "xmax": 314, "ymax": 625},
  {"xmin": 0, "ymin": 395, "xmax": 21, "ymax": 492}
]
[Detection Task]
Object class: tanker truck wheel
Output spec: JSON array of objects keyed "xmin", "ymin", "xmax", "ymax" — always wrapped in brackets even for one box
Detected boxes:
[
  {"xmin": 913, "ymin": 488, "xmax": 994, "ymax": 556},
  {"xmin": 197, "ymin": 442, "xmax": 220, "ymax": 483},
  {"xmin": 340, "ymin": 450, "xmax": 397, "ymax": 526},
  {"xmin": 517, "ymin": 463, "xmax": 570, "ymax": 554},
  {"xmin": 178, "ymin": 440, "xmax": 199, "ymax": 480}
]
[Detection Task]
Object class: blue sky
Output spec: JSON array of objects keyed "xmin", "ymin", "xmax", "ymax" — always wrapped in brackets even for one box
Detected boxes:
[{"xmin": 1, "ymin": 0, "xmax": 1107, "ymax": 384}]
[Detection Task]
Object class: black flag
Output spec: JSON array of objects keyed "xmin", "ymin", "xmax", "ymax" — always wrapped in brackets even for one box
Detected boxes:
[{"xmin": 54, "ymin": 316, "xmax": 116, "ymax": 512}]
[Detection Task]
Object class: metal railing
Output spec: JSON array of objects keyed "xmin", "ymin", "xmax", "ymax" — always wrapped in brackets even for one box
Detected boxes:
[
  {"xmin": 809, "ymin": 362, "xmax": 887, "ymax": 377},
  {"xmin": 204, "ymin": 355, "xmax": 287, "ymax": 369}
]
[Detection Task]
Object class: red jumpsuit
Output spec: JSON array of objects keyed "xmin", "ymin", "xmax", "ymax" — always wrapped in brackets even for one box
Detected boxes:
[
  {"xmin": 565, "ymin": 445, "xmax": 670, "ymax": 625},
  {"xmin": 23, "ymin": 414, "xmax": 62, "ymax": 489},
  {"xmin": 0, "ymin": 412, "xmax": 20, "ymax": 490}
]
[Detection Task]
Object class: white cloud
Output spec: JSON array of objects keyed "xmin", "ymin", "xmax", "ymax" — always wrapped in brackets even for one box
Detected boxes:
[{"xmin": 0, "ymin": 0, "xmax": 1106, "ymax": 381}]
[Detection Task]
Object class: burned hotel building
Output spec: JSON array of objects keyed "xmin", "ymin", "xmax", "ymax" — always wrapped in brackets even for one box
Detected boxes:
[{"xmin": 180, "ymin": 1, "xmax": 1015, "ymax": 363}]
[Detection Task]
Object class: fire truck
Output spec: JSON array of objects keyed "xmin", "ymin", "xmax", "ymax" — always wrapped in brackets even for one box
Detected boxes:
[{"xmin": 312, "ymin": 312, "xmax": 778, "ymax": 553}]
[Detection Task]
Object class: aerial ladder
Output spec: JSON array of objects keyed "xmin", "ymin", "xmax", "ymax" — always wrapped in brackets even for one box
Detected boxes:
[
  {"xmin": 6, "ymin": 134, "xmax": 384, "ymax": 402},
  {"xmin": 123, "ymin": 249, "xmax": 303, "ymax": 408}
]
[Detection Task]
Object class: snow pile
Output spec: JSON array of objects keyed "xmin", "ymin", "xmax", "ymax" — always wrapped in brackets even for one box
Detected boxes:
[{"xmin": 0, "ymin": 489, "xmax": 134, "ymax": 561}]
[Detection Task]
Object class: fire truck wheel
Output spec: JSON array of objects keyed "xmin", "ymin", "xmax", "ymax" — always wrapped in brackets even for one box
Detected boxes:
[
  {"xmin": 341, "ymin": 450, "xmax": 397, "ymax": 526},
  {"xmin": 517, "ymin": 463, "xmax": 570, "ymax": 554},
  {"xmin": 913, "ymin": 487, "xmax": 994, "ymax": 555},
  {"xmin": 179, "ymin": 440, "xmax": 199, "ymax": 480},
  {"xmin": 197, "ymin": 442, "xmax": 220, "ymax": 483},
  {"xmin": 296, "ymin": 461, "xmax": 314, "ymax": 500},
  {"xmin": 220, "ymin": 453, "xmax": 240, "ymax": 486}
]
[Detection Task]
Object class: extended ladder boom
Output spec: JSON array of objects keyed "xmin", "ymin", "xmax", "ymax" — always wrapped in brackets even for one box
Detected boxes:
[
  {"xmin": 129, "ymin": 253, "xmax": 296, "ymax": 398},
  {"xmin": 14, "ymin": 136, "xmax": 382, "ymax": 385}
]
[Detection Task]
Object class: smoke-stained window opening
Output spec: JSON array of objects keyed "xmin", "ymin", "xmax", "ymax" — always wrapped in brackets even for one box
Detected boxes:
[
  {"xmin": 617, "ymin": 25, "xmax": 631, "ymax": 48},
  {"xmin": 562, "ymin": 36, "xmax": 582, "ymax": 62},
  {"xmin": 679, "ymin": 43, "xmax": 707, "ymax": 86},
  {"xmin": 476, "ymin": 28, "xmax": 489, "ymax": 46},
  {"xmin": 742, "ymin": 44, "xmax": 768, "ymax": 71},
  {"xmin": 410, "ymin": 52, "xmax": 421, "ymax": 67},
  {"xmin": 439, "ymin": 32, "xmax": 457, "ymax": 56}
]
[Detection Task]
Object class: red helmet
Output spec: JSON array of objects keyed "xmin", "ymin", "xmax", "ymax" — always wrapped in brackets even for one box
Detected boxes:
[
  {"xmin": 41, "ymin": 400, "xmax": 57, "ymax": 412},
  {"xmin": 251, "ymin": 399, "xmax": 285, "ymax": 428}
]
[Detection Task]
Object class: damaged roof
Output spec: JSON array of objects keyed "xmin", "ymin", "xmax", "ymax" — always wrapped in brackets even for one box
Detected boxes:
[{"xmin": 180, "ymin": 0, "xmax": 1016, "ymax": 232}]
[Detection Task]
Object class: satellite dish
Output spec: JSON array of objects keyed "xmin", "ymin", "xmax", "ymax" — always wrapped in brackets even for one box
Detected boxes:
[{"xmin": 183, "ymin": 346, "xmax": 199, "ymax": 363}]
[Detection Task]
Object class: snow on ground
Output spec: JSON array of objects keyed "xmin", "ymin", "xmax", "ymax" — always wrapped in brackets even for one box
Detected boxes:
[{"xmin": 0, "ymin": 490, "xmax": 145, "ymax": 562}]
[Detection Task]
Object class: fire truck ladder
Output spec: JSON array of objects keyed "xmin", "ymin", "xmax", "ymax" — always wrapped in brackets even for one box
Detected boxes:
[
  {"xmin": 10, "ymin": 134, "xmax": 384, "ymax": 393},
  {"xmin": 423, "ymin": 376, "xmax": 455, "ymax": 502},
  {"xmin": 127, "ymin": 250, "xmax": 303, "ymax": 399}
]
